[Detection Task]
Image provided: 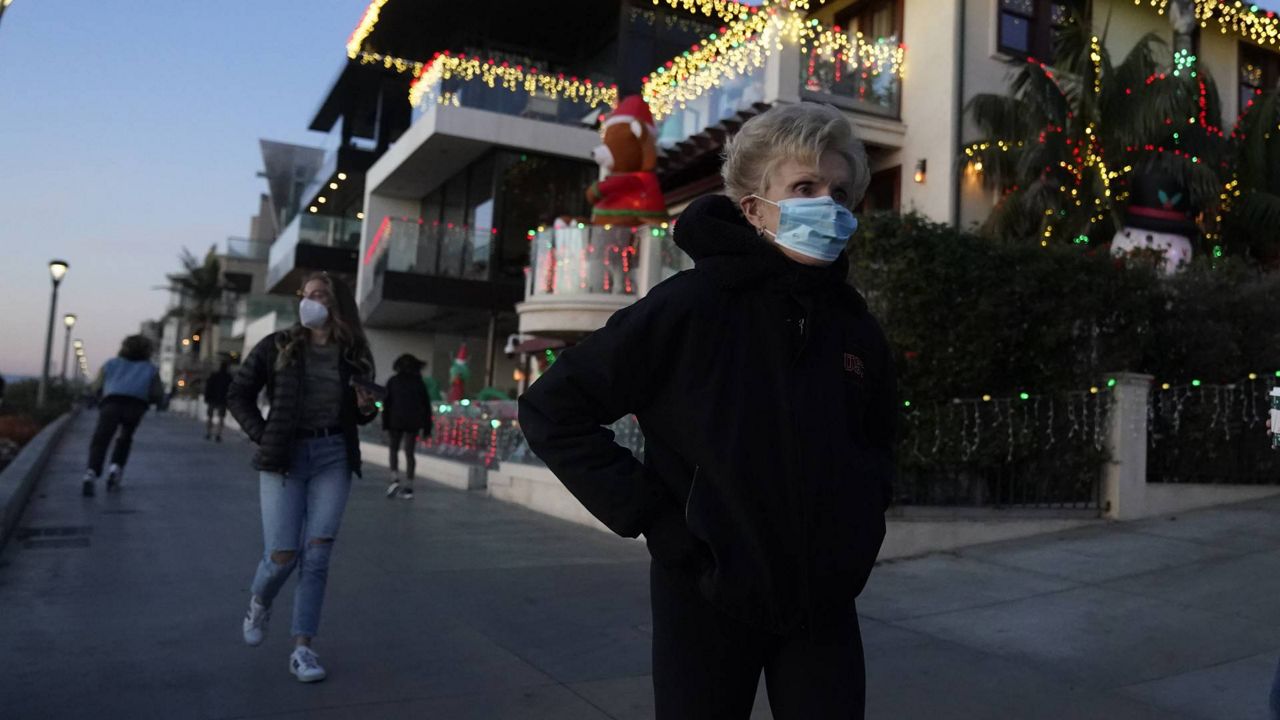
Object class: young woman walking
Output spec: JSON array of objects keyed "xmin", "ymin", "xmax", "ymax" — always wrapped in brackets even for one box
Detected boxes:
[{"xmin": 226, "ymin": 272, "xmax": 379, "ymax": 683}]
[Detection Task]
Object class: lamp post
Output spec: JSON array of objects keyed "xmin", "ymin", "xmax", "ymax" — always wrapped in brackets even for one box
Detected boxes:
[
  {"xmin": 0, "ymin": 0, "xmax": 14, "ymax": 31},
  {"xmin": 60, "ymin": 314, "xmax": 77, "ymax": 381},
  {"xmin": 37, "ymin": 260, "xmax": 69, "ymax": 408}
]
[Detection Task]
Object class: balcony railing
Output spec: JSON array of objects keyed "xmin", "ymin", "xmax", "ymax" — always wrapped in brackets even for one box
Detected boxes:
[
  {"xmin": 799, "ymin": 34, "xmax": 903, "ymax": 117},
  {"xmin": 409, "ymin": 55, "xmax": 616, "ymax": 129},
  {"xmin": 646, "ymin": 14, "xmax": 906, "ymax": 148},
  {"xmin": 225, "ymin": 237, "xmax": 270, "ymax": 261},
  {"xmin": 361, "ymin": 217, "xmax": 500, "ymax": 304},
  {"xmin": 267, "ymin": 212, "xmax": 363, "ymax": 290},
  {"xmin": 526, "ymin": 225, "xmax": 639, "ymax": 298},
  {"xmin": 521, "ymin": 224, "xmax": 692, "ymax": 300}
]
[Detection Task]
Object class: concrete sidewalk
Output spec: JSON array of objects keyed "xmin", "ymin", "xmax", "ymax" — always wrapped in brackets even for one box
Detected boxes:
[{"xmin": 1, "ymin": 409, "xmax": 1278, "ymax": 719}]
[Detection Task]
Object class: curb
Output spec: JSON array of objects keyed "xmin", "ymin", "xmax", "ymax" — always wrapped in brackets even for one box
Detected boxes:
[{"xmin": 0, "ymin": 407, "xmax": 81, "ymax": 554}]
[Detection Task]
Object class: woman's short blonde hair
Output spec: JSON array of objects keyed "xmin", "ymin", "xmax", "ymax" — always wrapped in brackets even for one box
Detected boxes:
[{"xmin": 721, "ymin": 102, "xmax": 870, "ymax": 209}]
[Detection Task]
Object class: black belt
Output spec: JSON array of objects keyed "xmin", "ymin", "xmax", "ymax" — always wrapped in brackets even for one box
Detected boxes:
[{"xmin": 295, "ymin": 426, "xmax": 343, "ymax": 439}]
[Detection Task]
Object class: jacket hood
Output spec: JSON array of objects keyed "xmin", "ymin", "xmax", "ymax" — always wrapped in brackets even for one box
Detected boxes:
[{"xmin": 673, "ymin": 194, "xmax": 862, "ymax": 308}]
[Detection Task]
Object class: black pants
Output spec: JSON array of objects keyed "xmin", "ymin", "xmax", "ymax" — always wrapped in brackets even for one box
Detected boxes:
[
  {"xmin": 651, "ymin": 561, "xmax": 866, "ymax": 720},
  {"xmin": 387, "ymin": 430, "xmax": 417, "ymax": 479},
  {"xmin": 88, "ymin": 397, "xmax": 148, "ymax": 475}
]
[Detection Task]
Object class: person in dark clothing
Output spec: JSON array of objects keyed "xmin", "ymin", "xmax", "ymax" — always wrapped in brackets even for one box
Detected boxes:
[
  {"xmin": 519, "ymin": 103, "xmax": 896, "ymax": 719},
  {"xmin": 83, "ymin": 335, "xmax": 163, "ymax": 496},
  {"xmin": 226, "ymin": 271, "xmax": 379, "ymax": 683},
  {"xmin": 382, "ymin": 353, "xmax": 433, "ymax": 500},
  {"xmin": 204, "ymin": 361, "xmax": 234, "ymax": 442}
]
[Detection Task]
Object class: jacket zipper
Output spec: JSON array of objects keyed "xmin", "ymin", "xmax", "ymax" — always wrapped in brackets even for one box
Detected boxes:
[
  {"xmin": 685, "ymin": 465, "xmax": 700, "ymax": 523},
  {"xmin": 790, "ymin": 295, "xmax": 814, "ymax": 631},
  {"xmin": 284, "ymin": 343, "xmax": 307, "ymax": 481}
]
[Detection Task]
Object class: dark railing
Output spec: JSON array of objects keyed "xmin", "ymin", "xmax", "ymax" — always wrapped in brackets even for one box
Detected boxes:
[
  {"xmin": 894, "ymin": 391, "xmax": 1110, "ymax": 509},
  {"xmin": 1147, "ymin": 380, "xmax": 1280, "ymax": 484}
]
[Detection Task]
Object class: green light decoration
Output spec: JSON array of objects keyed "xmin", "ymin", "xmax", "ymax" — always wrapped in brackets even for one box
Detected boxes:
[
  {"xmin": 460, "ymin": 399, "xmax": 471, "ymax": 406},
  {"xmin": 1213, "ymin": 246, "xmax": 1224, "ymax": 258},
  {"xmin": 374, "ymin": 401, "xmax": 383, "ymax": 409},
  {"xmin": 903, "ymin": 400, "xmax": 912, "ymax": 408},
  {"xmin": 1274, "ymin": 370, "xmax": 1280, "ymax": 377},
  {"xmin": 490, "ymin": 419, "xmax": 501, "ymax": 429},
  {"xmin": 1107, "ymin": 378, "xmax": 1117, "ymax": 388},
  {"xmin": 1019, "ymin": 392, "xmax": 1030, "ymax": 400},
  {"xmin": 1192, "ymin": 379, "xmax": 1202, "ymax": 387}
]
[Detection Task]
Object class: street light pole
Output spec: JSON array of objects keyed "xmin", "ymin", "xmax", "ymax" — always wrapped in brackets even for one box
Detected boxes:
[
  {"xmin": 37, "ymin": 260, "xmax": 69, "ymax": 408},
  {"xmin": 60, "ymin": 314, "xmax": 77, "ymax": 381},
  {"xmin": 0, "ymin": 0, "xmax": 13, "ymax": 31}
]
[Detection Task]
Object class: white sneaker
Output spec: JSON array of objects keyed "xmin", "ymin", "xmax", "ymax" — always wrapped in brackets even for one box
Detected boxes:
[
  {"xmin": 81, "ymin": 470, "xmax": 97, "ymax": 497},
  {"xmin": 385, "ymin": 480, "xmax": 401, "ymax": 498},
  {"xmin": 242, "ymin": 596, "xmax": 269, "ymax": 647},
  {"xmin": 400, "ymin": 488, "xmax": 414, "ymax": 500},
  {"xmin": 105, "ymin": 463, "xmax": 123, "ymax": 491},
  {"xmin": 290, "ymin": 646, "xmax": 327, "ymax": 683}
]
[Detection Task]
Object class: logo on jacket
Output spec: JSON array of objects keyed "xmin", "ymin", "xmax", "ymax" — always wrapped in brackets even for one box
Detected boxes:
[{"xmin": 844, "ymin": 353, "xmax": 865, "ymax": 378}]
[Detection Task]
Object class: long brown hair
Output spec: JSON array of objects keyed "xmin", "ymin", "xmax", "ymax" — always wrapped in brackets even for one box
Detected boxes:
[{"xmin": 276, "ymin": 272, "xmax": 374, "ymax": 377}]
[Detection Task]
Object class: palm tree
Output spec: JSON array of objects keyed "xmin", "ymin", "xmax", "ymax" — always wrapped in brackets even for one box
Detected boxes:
[
  {"xmin": 1216, "ymin": 90, "xmax": 1280, "ymax": 263},
  {"xmin": 963, "ymin": 0, "xmax": 1229, "ymax": 248},
  {"xmin": 164, "ymin": 246, "xmax": 232, "ymax": 361}
]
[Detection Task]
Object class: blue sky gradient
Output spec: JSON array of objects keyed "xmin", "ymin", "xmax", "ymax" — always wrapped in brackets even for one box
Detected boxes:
[{"xmin": 0, "ymin": 0, "xmax": 367, "ymax": 376}]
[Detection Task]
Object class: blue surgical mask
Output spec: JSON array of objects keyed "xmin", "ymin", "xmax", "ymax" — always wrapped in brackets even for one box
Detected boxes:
[{"xmin": 751, "ymin": 195, "xmax": 858, "ymax": 263}]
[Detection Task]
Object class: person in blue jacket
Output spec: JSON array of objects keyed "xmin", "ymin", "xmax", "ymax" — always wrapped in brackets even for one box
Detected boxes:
[{"xmin": 83, "ymin": 334, "xmax": 163, "ymax": 496}]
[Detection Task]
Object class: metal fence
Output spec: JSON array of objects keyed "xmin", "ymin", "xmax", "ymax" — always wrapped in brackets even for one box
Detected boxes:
[
  {"xmin": 894, "ymin": 391, "xmax": 1110, "ymax": 510},
  {"xmin": 1147, "ymin": 379, "xmax": 1280, "ymax": 485}
]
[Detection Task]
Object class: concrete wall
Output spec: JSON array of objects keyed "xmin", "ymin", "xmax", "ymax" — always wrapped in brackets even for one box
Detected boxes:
[
  {"xmin": 896, "ymin": 0, "xmax": 962, "ymax": 223},
  {"xmin": 486, "ymin": 462, "xmax": 610, "ymax": 533},
  {"xmin": 1143, "ymin": 483, "xmax": 1280, "ymax": 517},
  {"xmin": 358, "ymin": 441, "xmax": 486, "ymax": 490},
  {"xmin": 483, "ymin": 461, "xmax": 1100, "ymax": 560}
]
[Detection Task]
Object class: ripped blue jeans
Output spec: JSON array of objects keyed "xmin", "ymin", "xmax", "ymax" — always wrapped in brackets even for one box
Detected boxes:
[{"xmin": 249, "ymin": 434, "xmax": 351, "ymax": 638}]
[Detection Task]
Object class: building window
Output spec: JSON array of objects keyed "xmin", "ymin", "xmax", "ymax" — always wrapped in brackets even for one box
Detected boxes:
[
  {"xmin": 1240, "ymin": 42, "xmax": 1280, "ymax": 115},
  {"xmin": 998, "ymin": 0, "xmax": 1069, "ymax": 62}
]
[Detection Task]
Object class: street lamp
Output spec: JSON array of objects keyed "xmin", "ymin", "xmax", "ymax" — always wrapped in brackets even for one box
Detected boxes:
[
  {"xmin": 0, "ymin": 0, "xmax": 13, "ymax": 31},
  {"xmin": 37, "ymin": 260, "xmax": 69, "ymax": 407},
  {"xmin": 60, "ymin": 314, "xmax": 77, "ymax": 381}
]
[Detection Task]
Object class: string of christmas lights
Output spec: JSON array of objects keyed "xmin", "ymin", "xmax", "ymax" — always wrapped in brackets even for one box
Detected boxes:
[
  {"xmin": 409, "ymin": 52, "xmax": 619, "ymax": 109},
  {"xmin": 1136, "ymin": 0, "xmax": 1280, "ymax": 48},
  {"xmin": 642, "ymin": 8, "xmax": 905, "ymax": 121},
  {"xmin": 346, "ymin": 0, "xmax": 391, "ymax": 59},
  {"xmin": 357, "ymin": 51, "xmax": 424, "ymax": 75}
]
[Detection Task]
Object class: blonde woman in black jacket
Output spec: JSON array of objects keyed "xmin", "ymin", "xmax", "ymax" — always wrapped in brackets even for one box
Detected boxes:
[
  {"xmin": 227, "ymin": 272, "xmax": 379, "ymax": 683},
  {"xmin": 520, "ymin": 103, "xmax": 895, "ymax": 718}
]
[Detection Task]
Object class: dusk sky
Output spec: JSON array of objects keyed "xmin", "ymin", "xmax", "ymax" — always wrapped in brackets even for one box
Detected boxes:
[{"xmin": 0, "ymin": 0, "xmax": 368, "ymax": 377}]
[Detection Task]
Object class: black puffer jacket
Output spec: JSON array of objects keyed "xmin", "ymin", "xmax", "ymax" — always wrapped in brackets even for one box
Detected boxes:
[
  {"xmin": 227, "ymin": 331, "xmax": 378, "ymax": 476},
  {"xmin": 519, "ymin": 194, "xmax": 896, "ymax": 634}
]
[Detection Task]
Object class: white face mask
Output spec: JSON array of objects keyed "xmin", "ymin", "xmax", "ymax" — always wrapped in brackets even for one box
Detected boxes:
[{"xmin": 299, "ymin": 298, "xmax": 330, "ymax": 329}]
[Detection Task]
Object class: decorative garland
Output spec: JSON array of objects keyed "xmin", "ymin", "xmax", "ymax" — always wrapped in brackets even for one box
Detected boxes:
[{"xmin": 409, "ymin": 52, "xmax": 618, "ymax": 109}]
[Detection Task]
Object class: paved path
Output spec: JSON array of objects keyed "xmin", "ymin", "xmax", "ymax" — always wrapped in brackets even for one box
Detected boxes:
[{"xmin": 1, "ymin": 409, "xmax": 1278, "ymax": 719}]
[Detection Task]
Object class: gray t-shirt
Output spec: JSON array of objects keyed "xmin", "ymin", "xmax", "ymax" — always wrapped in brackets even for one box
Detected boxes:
[{"xmin": 300, "ymin": 342, "xmax": 343, "ymax": 430}]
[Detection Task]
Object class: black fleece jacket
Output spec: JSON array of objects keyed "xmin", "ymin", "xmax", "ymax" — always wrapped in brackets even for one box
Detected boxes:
[
  {"xmin": 519, "ymin": 194, "xmax": 897, "ymax": 633},
  {"xmin": 227, "ymin": 331, "xmax": 379, "ymax": 477}
]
